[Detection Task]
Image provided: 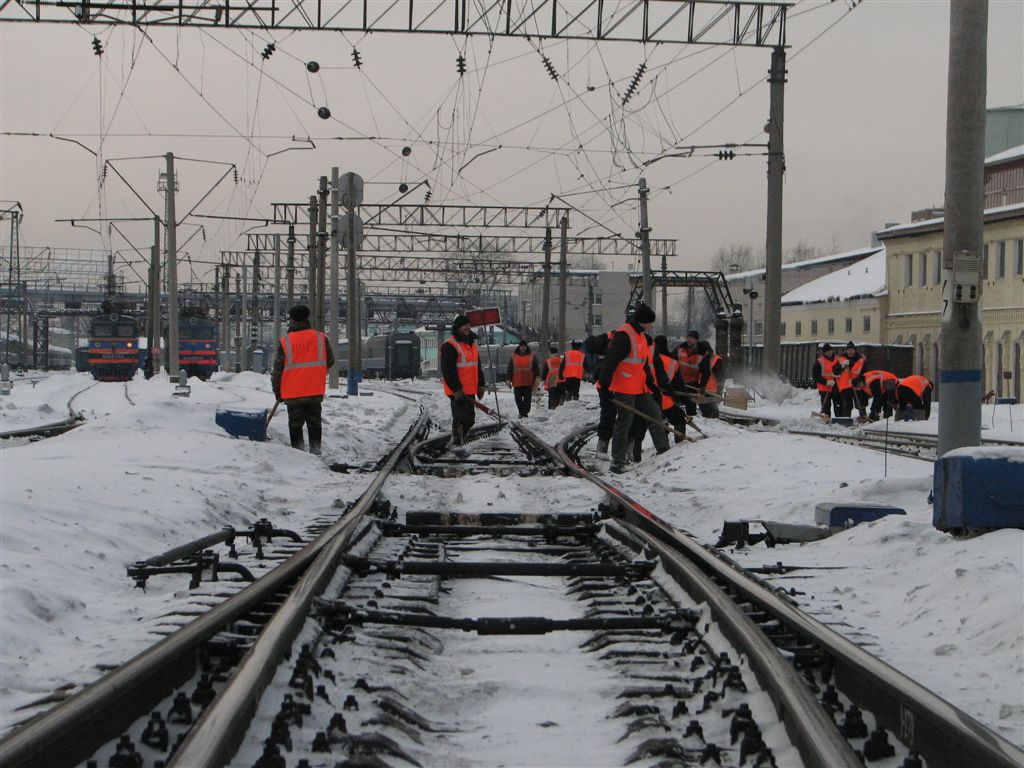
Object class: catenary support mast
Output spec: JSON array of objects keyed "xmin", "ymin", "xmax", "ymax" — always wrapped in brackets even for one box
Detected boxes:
[{"xmin": 761, "ymin": 47, "xmax": 786, "ymax": 378}]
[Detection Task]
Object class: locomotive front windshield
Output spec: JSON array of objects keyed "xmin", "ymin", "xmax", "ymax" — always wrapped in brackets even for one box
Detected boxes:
[
  {"xmin": 115, "ymin": 322, "xmax": 136, "ymax": 337},
  {"xmin": 91, "ymin": 322, "xmax": 113, "ymax": 337},
  {"xmin": 182, "ymin": 325, "xmax": 216, "ymax": 339}
]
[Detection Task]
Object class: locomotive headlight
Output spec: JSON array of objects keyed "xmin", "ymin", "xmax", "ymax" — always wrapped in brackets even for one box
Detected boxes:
[{"xmin": 126, "ymin": 342, "xmax": 134, "ymax": 348}]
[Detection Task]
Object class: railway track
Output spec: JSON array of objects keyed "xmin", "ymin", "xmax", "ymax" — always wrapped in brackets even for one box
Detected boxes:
[
  {"xmin": 0, "ymin": 381, "xmax": 95, "ymax": 441},
  {"xmin": 1, "ymin": 411, "xmax": 1020, "ymax": 768},
  {"xmin": 785, "ymin": 425, "xmax": 1022, "ymax": 462}
]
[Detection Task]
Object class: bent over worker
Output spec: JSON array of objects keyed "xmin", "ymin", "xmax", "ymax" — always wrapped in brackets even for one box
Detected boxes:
[
  {"xmin": 507, "ymin": 340, "xmax": 539, "ymax": 418},
  {"xmin": 599, "ymin": 302, "xmax": 668, "ymax": 474},
  {"xmin": 271, "ymin": 304, "xmax": 335, "ymax": 455},
  {"xmin": 896, "ymin": 374, "xmax": 934, "ymax": 421},
  {"xmin": 440, "ymin": 314, "xmax": 486, "ymax": 446}
]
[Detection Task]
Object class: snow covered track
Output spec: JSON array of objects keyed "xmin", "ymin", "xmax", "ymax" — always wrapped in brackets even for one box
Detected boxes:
[{"xmin": 552, "ymin": 424, "xmax": 1024, "ymax": 768}]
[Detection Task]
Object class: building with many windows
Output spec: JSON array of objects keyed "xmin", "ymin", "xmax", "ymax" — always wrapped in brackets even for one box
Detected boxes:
[
  {"xmin": 518, "ymin": 270, "xmax": 632, "ymax": 344},
  {"xmin": 878, "ymin": 203, "xmax": 1024, "ymax": 399}
]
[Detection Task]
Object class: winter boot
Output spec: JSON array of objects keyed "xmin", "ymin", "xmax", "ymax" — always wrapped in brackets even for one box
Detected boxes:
[
  {"xmin": 595, "ymin": 438, "xmax": 609, "ymax": 458},
  {"xmin": 289, "ymin": 426, "xmax": 305, "ymax": 451},
  {"xmin": 309, "ymin": 442, "xmax": 322, "ymax": 456}
]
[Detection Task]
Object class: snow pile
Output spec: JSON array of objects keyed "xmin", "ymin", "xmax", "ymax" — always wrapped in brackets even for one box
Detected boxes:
[{"xmin": 782, "ymin": 249, "xmax": 887, "ymax": 305}]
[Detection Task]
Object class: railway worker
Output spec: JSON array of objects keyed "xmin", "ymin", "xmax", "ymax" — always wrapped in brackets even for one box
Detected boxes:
[
  {"xmin": 507, "ymin": 340, "xmax": 540, "ymax": 418},
  {"xmin": 542, "ymin": 346, "xmax": 564, "ymax": 410},
  {"xmin": 813, "ymin": 343, "xmax": 840, "ymax": 417},
  {"xmin": 858, "ymin": 368, "xmax": 899, "ymax": 421},
  {"xmin": 559, "ymin": 340, "xmax": 586, "ymax": 401},
  {"xmin": 599, "ymin": 302, "xmax": 668, "ymax": 474},
  {"xmin": 587, "ymin": 330, "xmax": 616, "ymax": 459},
  {"xmin": 676, "ymin": 331, "xmax": 702, "ymax": 416},
  {"xmin": 832, "ymin": 341, "xmax": 865, "ymax": 418},
  {"xmin": 272, "ymin": 304, "xmax": 335, "ymax": 455},
  {"xmin": 440, "ymin": 314, "xmax": 486, "ymax": 446},
  {"xmin": 654, "ymin": 335, "xmax": 688, "ymax": 443},
  {"xmin": 695, "ymin": 340, "xmax": 724, "ymax": 418},
  {"xmin": 895, "ymin": 374, "xmax": 934, "ymax": 421}
]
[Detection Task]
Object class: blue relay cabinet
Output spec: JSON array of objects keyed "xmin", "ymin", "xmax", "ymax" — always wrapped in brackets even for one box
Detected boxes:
[
  {"xmin": 933, "ymin": 448, "xmax": 1024, "ymax": 532},
  {"xmin": 215, "ymin": 408, "xmax": 270, "ymax": 442},
  {"xmin": 815, "ymin": 502, "xmax": 906, "ymax": 529}
]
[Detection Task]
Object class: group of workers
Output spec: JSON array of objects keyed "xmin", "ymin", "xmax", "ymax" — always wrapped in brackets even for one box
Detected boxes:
[{"xmin": 813, "ymin": 341, "xmax": 933, "ymax": 422}]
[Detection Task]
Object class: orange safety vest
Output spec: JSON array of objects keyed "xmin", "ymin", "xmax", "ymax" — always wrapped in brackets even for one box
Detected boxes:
[
  {"xmin": 834, "ymin": 355, "xmax": 863, "ymax": 391},
  {"xmin": 678, "ymin": 347, "xmax": 702, "ymax": 385},
  {"xmin": 609, "ymin": 324, "xmax": 650, "ymax": 395},
  {"xmin": 279, "ymin": 329, "xmax": 329, "ymax": 399},
  {"xmin": 442, "ymin": 336, "xmax": 480, "ymax": 396},
  {"xmin": 544, "ymin": 355, "xmax": 563, "ymax": 390},
  {"xmin": 705, "ymin": 354, "xmax": 722, "ymax": 394},
  {"xmin": 899, "ymin": 375, "xmax": 932, "ymax": 398},
  {"xmin": 510, "ymin": 351, "xmax": 536, "ymax": 388},
  {"xmin": 563, "ymin": 349, "xmax": 585, "ymax": 380},
  {"xmin": 862, "ymin": 369, "xmax": 898, "ymax": 393},
  {"xmin": 816, "ymin": 355, "xmax": 837, "ymax": 393},
  {"xmin": 659, "ymin": 353, "xmax": 679, "ymax": 410}
]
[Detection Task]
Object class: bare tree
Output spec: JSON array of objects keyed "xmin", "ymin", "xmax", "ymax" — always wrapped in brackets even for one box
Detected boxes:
[
  {"xmin": 710, "ymin": 243, "xmax": 760, "ymax": 274},
  {"xmin": 785, "ymin": 239, "xmax": 820, "ymax": 264}
]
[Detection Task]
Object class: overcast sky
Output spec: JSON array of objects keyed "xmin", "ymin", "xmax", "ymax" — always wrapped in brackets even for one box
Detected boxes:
[{"xmin": 1, "ymin": 0, "xmax": 1022, "ymax": 288}]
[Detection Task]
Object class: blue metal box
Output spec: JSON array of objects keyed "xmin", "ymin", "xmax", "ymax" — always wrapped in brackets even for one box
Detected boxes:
[
  {"xmin": 933, "ymin": 449, "xmax": 1024, "ymax": 532},
  {"xmin": 814, "ymin": 502, "xmax": 906, "ymax": 529},
  {"xmin": 215, "ymin": 408, "xmax": 269, "ymax": 441}
]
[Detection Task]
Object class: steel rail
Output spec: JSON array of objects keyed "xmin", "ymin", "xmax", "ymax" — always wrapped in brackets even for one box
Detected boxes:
[
  {"xmin": 167, "ymin": 410, "xmax": 429, "ymax": 767},
  {"xmin": 0, "ymin": 414, "xmax": 83, "ymax": 439},
  {"xmin": 544, "ymin": 421, "xmax": 1024, "ymax": 768},
  {"xmin": 0, "ymin": 411, "xmax": 428, "ymax": 768}
]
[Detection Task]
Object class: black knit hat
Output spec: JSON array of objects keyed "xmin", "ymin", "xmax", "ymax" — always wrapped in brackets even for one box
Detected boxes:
[
  {"xmin": 451, "ymin": 314, "xmax": 471, "ymax": 334},
  {"xmin": 571, "ymin": 339, "xmax": 582, "ymax": 349},
  {"xmin": 516, "ymin": 339, "xmax": 529, "ymax": 348},
  {"xmin": 821, "ymin": 343, "xmax": 833, "ymax": 352},
  {"xmin": 549, "ymin": 345, "xmax": 559, "ymax": 353},
  {"xmin": 687, "ymin": 330, "xmax": 699, "ymax": 340},
  {"xmin": 846, "ymin": 340, "xmax": 857, "ymax": 350},
  {"xmin": 631, "ymin": 302, "xmax": 656, "ymax": 324},
  {"xmin": 288, "ymin": 305, "xmax": 310, "ymax": 321}
]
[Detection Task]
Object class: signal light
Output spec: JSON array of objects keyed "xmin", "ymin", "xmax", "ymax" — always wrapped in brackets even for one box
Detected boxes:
[
  {"xmin": 91, "ymin": 36, "xmax": 103, "ymax": 56},
  {"xmin": 456, "ymin": 54, "xmax": 466, "ymax": 76},
  {"xmin": 351, "ymin": 48, "xmax": 362, "ymax": 68},
  {"xmin": 716, "ymin": 150, "xmax": 735, "ymax": 160}
]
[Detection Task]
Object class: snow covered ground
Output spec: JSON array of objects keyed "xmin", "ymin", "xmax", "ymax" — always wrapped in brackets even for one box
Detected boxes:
[{"xmin": 0, "ymin": 371, "xmax": 1021, "ymax": 753}]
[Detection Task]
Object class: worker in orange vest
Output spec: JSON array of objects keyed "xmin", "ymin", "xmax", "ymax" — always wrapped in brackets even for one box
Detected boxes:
[
  {"xmin": 440, "ymin": 314, "xmax": 486, "ymax": 446},
  {"xmin": 271, "ymin": 305, "xmax": 335, "ymax": 454},
  {"xmin": 832, "ymin": 341, "xmax": 866, "ymax": 418},
  {"xmin": 896, "ymin": 374, "xmax": 934, "ymax": 421},
  {"xmin": 542, "ymin": 346, "xmax": 564, "ymax": 410},
  {"xmin": 859, "ymin": 369, "xmax": 899, "ymax": 421},
  {"xmin": 506, "ymin": 340, "xmax": 539, "ymax": 418},
  {"xmin": 654, "ymin": 335, "xmax": 689, "ymax": 442},
  {"xmin": 560, "ymin": 340, "xmax": 586, "ymax": 401},
  {"xmin": 676, "ymin": 330, "xmax": 702, "ymax": 416},
  {"xmin": 812, "ymin": 343, "xmax": 839, "ymax": 417},
  {"xmin": 599, "ymin": 302, "xmax": 668, "ymax": 473},
  {"xmin": 695, "ymin": 340, "xmax": 724, "ymax": 418}
]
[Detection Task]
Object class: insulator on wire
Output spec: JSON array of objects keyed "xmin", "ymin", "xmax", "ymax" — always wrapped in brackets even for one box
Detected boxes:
[
  {"xmin": 261, "ymin": 43, "xmax": 275, "ymax": 60},
  {"xmin": 541, "ymin": 55, "xmax": 558, "ymax": 81},
  {"xmin": 233, "ymin": 168, "xmax": 239, "ymax": 183},
  {"xmin": 621, "ymin": 62, "xmax": 647, "ymax": 106},
  {"xmin": 456, "ymin": 54, "xmax": 466, "ymax": 76},
  {"xmin": 351, "ymin": 48, "xmax": 362, "ymax": 68},
  {"xmin": 399, "ymin": 183, "xmax": 409, "ymax": 193},
  {"xmin": 91, "ymin": 36, "xmax": 103, "ymax": 56},
  {"xmin": 424, "ymin": 188, "xmax": 432, "ymax": 203},
  {"xmin": 716, "ymin": 150, "xmax": 736, "ymax": 160},
  {"xmin": 306, "ymin": 60, "xmax": 320, "ymax": 73},
  {"xmin": 317, "ymin": 106, "xmax": 331, "ymax": 120}
]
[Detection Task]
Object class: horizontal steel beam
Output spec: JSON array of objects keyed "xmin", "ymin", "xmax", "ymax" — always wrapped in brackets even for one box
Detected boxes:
[
  {"xmin": 0, "ymin": 0, "xmax": 788, "ymax": 47},
  {"xmin": 273, "ymin": 202, "xmax": 567, "ymax": 229}
]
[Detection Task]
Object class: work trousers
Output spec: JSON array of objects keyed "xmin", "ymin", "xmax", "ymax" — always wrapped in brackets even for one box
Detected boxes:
[
  {"xmin": 663, "ymin": 404, "xmax": 688, "ymax": 442},
  {"xmin": 562, "ymin": 378, "xmax": 581, "ymax": 401},
  {"xmin": 597, "ymin": 388, "xmax": 617, "ymax": 442},
  {"xmin": 819, "ymin": 389, "xmax": 840, "ymax": 417},
  {"xmin": 869, "ymin": 390, "xmax": 896, "ymax": 420},
  {"xmin": 449, "ymin": 394, "xmax": 476, "ymax": 445},
  {"xmin": 513, "ymin": 386, "xmax": 533, "ymax": 417},
  {"xmin": 286, "ymin": 400, "xmax": 323, "ymax": 452},
  {"xmin": 896, "ymin": 386, "xmax": 931, "ymax": 420},
  {"xmin": 547, "ymin": 385, "xmax": 563, "ymax": 410},
  {"xmin": 611, "ymin": 393, "xmax": 668, "ymax": 466}
]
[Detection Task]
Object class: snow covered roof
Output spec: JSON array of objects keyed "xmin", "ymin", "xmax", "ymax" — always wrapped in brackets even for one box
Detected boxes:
[
  {"xmin": 782, "ymin": 250, "xmax": 887, "ymax": 305},
  {"xmin": 986, "ymin": 144, "xmax": 1024, "ymax": 165},
  {"xmin": 725, "ymin": 246, "xmax": 882, "ymax": 282},
  {"xmin": 877, "ymin": 202, "xmax": 1024, "ymax": 237}
]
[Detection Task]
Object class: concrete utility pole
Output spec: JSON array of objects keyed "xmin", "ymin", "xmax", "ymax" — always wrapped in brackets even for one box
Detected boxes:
[
  {"xmin": 241, "ymin": 263, "xmax": 249, "ymax": 370},
  {"xmin": 234, "ymin": 272, "xmax": 242, "ymax": 372},
  {"xmin": 286, "ymin": 224, "xmax": 296, "ymax": 307},
  {"xmin": 307, "ymin": 195, "xmax": 317, "ymax": 315},
  {"xmin": 661, "ymin": 252, "xmax": 669, "ymax": 336},
  {"xmin": 558, "ymin": 215, "xmax": 568, "ymax": 349},
  {"xmin": 165, "ymin": 152, "xmax": 179, "ymax": 375},
  {"xmin": 638, "ymin": 177, "xmax": 652, "ymax": 305},
  {"xmin": 250, "ymin": 253, "xmax": 260, "ymax": 367},
  {"xmin": 762, "ymin": 47, "xmax": 786, "ymax": 377},
  {"xmin": 146, "ymin": 216, "xmax": 161, "ymax": 377},
  {"xmin": 343, "ymin": 172, "xmax": 363, "ymax": 396},
  {"xmin": 938, "ymin": 0, "xmax": 988, "ymax": 457},
  {"xmin": 329, "ymin": 167, "xmax": 340, "ymax": 389},
  {"xmin": 272, "ymin": 234, "xmax": 282, "ymax": 347},
  {"xmin": 317, "ymin": 175, "xmax": 329, "ymax": 330},
  {"xmin": 541, "ymin": 226, "xmax": 552, "ymax": 357},
  {"xmin": 221, "ymin": 267, "xmax": 230, "ymax": 372}
]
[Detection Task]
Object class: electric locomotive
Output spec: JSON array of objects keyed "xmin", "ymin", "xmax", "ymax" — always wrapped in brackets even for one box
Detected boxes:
[
  {"xmin": 167, "ymin": 311, "xmax": 219, "ymax": 380},
  {"xmin": 87, "ymin": 308, "xmax": 140, "ymax": 381}
]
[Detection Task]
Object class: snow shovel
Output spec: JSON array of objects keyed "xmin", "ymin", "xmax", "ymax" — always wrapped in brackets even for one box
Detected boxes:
[
  {"xmin": 473, "ymin": 398, "xmax": 506, "ymax": 425},
  {"xmin": 266, "ymin": 400, "xmax": 281, "ymax": 428},
  {"xmin": 613, "ymin": 399, "xmax": 696, "ymax": 443}
]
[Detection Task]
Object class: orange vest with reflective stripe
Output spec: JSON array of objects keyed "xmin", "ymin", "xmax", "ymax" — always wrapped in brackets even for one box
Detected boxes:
[
  {"xmin": 899, "ymin": 375, "xmax": 932, "ymax": 398},
  {"xmin": 816, "ymin": 355, "xmax": 837, "ymax": 393},
  {"xmin": 660, "ymin": 353, "xmax": 679, "ymax": 410},
  {"xmin": 442, "ymin": 336, "xmax": 480, "ymax": 396},
  {"xmin": 678, "ymin": 347, "xmax": 701, "ymax": 385},
  {"xmin": 510, "ymin": 351, "xmax": 536, "ymax": 387},
  {"xmin": 862, "ymin": 369, "xmax": 898, "ymax": 393},
  {"xmin": 835, "ymin": 355, "xmax": 863, "ymax": 391},
  {"xmin": 609, "ymin": 324, "xmax": 650, "ymax": 395},
  {"xmin": 705, "ymin": 354, "xmax": 722, "ymax": 394},
  {"xmin": 545, "ymin": 355, "xmax": 562, "ymax": 390},
  {"xmin": 563, "ymin": 349, "xmax": 585, "ymax": 380},
  {"xmin": 280, "ymin": 329, "xmax": 328, "ymax": 399}
]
